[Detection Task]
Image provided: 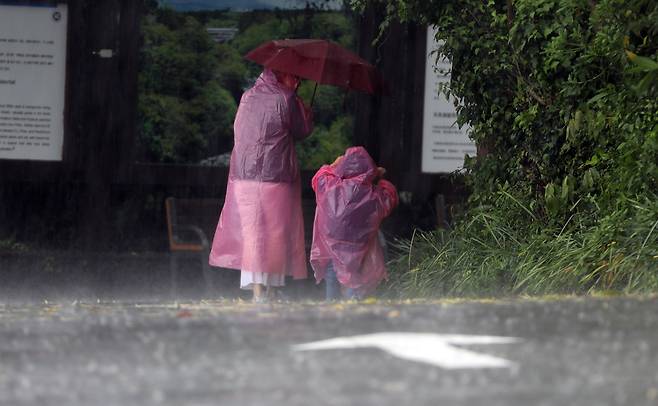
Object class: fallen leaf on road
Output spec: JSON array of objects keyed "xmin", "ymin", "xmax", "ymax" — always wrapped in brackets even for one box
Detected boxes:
[{"xmin": 176, "ymin": 310, "xmax": 193, "ymax": 318}]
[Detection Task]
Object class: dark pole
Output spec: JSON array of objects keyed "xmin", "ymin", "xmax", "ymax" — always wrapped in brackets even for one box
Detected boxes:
[{"xmin": 310, "ymin": 82, "xmax": 318, "ymax": 107}]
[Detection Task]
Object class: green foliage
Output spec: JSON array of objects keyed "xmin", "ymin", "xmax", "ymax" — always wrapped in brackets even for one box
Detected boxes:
[
  {"xmin": 232, "ymin": 18, "xmax": 292, "ymax": 56},
  {"xmin": 385, "ymin": 192, "xmax": 658, "ymax": 297},
  {"xmin": 138, "ymin": 94, "xmax": 203, "ymax": 163},
  {"xmin": 214, "ymin": 43, "xmax": 248, "ymax": 100},
  {"xmin": 296, "ymin": 116, "xmax": 353, "ymax": 169},
  {"xmin": 0, "ymin": 237, "xmax": 27, "ymax": 252},
  {"xmin": 192, "ymin": 82, "xmax": 238, "ymax": 152},
  {"xmin": 354, "ymin": 0, "xmax": 658, "ymax": 296},
  {"xmin": 138, "ymin": 10, "xmax": 239, "ymax": 163},
  {"xmin": 298, "ymin": 82, "xmax": 346, "ymax": 124},
  {"xmin": 309, "ymin": 12, "xmax": 355, "ymax": 47},
  {"xmin": 138, "ymin": 6, "xmax": 356, "ymax": 166}
]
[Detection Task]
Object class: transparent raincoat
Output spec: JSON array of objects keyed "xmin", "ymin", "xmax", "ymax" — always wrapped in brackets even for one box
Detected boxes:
[
  {"xmin": 310, "ymin": 147, "xmax": 398, "ymax": 294},
  {"xmin": 209, "ymin": 69, "xmax": 313, "ymax": 279}
]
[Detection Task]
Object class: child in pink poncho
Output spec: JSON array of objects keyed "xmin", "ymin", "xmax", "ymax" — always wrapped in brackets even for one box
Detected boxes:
[{"xmin": 310, "ymin": 146, "xmax": 398, "ymax": 300}]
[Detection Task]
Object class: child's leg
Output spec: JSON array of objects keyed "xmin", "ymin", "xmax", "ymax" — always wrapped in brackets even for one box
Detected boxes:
[
  {"xmin": 343, "ymin": 287, "xmax": 360, "ymax": 300},
  {"xmin": 325, "ymin": 263, "xmax": 340, "ymax": 301}
]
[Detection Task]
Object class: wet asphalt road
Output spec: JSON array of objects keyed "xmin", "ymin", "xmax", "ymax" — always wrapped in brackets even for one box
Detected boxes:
[{"xmin": 1, "ymin": 296, "xmax": 657, "ymax": 406}]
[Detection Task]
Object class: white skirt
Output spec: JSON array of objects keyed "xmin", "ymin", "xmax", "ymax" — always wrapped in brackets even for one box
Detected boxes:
[{"xmin": 240, "ymin": 271, "xmax": 285, "ymax": 290}]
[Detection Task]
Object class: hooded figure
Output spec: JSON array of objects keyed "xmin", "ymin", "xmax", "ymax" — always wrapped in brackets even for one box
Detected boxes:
[
  {"xmin": 209, "ymin": 69, "xmax": 313, "ymax": 295},
  {"xmin": 310, "ymin": 146, "xmax": 398, "ymax": 296}
]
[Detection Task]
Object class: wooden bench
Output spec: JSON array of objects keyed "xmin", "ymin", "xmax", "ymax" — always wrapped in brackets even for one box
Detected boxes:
[{"xmin": 165, "ymin": 197, "xmax": 223, "ymax": 297}]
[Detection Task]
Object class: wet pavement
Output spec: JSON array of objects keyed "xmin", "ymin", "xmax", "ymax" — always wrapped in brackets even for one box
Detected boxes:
[{"xmin": 1, "ymin": 296, "xmax": 657, "ymax": 406}]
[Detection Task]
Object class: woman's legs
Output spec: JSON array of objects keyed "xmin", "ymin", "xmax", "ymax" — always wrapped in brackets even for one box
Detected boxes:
[
  {"xmin": 253, "ymin": 283, "xmax": 265, "ymax": 302},
  {"xmin": 251, "ymin": 283, "xmax": 278, "ymax": 303},
  {"xmin": 241, "ymin": 271, "xmax": 285, "ymax": 302}
]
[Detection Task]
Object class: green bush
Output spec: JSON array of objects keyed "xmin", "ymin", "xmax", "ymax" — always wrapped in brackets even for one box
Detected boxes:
[
  {"xmin": 138, "ymin": 94, "xmax": 204, "ymax": 163},
  {"xmin": 385, "ymin": 190, "xmax": 658, "ymax": 297},
  {"xmin": 297, "ymin": 116, "xmax": 353, "ymax": 169},
  {"xmin": 354, "ymin": 0, "xmax": 658, "ymax": 296},
  {"xmin": 138, "ymin": 6, "xmax": 356, "ymax": 165},
  {"xmin": 0, "ymin": 237, "xmax": 27, "ymax": 252},
  {"xmin": 138, "ymin": 11, "xmax": 239, "ymax": 163}
]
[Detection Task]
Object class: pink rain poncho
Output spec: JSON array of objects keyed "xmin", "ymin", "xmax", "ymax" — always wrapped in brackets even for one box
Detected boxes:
[
  {"xmin": 310, "ymin": 147, "xmax": 398, "ymax": 294},
  {"xmin": 209, "ymin": 69, "xmax": 313, "ymax": 279}
]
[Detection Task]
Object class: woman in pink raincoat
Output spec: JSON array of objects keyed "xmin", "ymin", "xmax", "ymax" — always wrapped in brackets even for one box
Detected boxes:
[
  {"xmin": 310, "ymin": 146, "xmax": 398, "ymax": 300},
  {"xmin": 209, "ymin": 68, "xmax": 313, "ymax": 302}
]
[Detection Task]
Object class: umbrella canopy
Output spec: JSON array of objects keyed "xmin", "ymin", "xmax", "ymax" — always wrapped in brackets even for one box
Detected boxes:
[{"xmin": 244, "ymin": 39, "xmax": 385, "ymax": 95}]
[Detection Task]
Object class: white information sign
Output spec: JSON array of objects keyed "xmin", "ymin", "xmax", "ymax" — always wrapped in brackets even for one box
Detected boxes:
[
  {"xmin": 421, "ymin": 26, "xmax": 476, "ymax": 173},
  {"xmin": 0, "ymin": 4, "xmax": 68, "ymax": 161}
]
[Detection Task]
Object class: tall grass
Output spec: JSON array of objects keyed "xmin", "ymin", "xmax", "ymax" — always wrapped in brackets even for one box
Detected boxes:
[{"xmin": 383, "ymin": 192, "xmax": 658, "ymax": 298}]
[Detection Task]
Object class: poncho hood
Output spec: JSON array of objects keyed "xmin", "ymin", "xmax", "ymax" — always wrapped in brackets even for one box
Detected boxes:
[{"xmin": 334, "ymin": 146, "xmax": 378, "ymax": 182}]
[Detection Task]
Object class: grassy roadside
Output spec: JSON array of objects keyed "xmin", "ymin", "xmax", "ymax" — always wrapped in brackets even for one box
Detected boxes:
[{"xmin": 381, "ymin": 193, "xmax": 658, "ymax": 299}]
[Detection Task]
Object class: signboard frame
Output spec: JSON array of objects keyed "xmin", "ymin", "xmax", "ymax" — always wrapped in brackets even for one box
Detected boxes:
[
  {"xmin": 0, "ymin": 0, "xmax": 70, "ymax": 162},
  {"xmin": 421, "ymin": 26, "xmax": 476, "ymax": 174}
]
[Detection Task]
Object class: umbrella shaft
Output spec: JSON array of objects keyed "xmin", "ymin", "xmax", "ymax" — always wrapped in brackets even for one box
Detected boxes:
[{"xmin": 310, "ymin": 83, "xmax": 318, "ymax": 107}]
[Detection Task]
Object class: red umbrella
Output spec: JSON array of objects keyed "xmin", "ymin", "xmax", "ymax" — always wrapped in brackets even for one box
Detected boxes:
[{"xmin": 244, "ymin": 39, "xmax": 385, "ymax": 104}]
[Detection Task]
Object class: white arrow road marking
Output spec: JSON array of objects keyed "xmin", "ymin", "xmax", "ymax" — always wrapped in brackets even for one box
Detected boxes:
[{"xmin": 293, "ymin": 332, "xmax": 520, "ymax": 369}]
